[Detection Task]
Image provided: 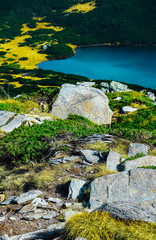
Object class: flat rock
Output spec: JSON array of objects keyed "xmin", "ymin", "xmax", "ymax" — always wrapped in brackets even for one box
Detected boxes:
[
  {"xmin": 81, "ymin": 149, "xmax": 103, "ymax": 164},
  {"xmin": 51, "ymin": 84, "xmax": 113, "ymax": 125},
  {"xmin": 41, "ymin": 211, "xmax": 57, "ymax": 220},
  {"xmin": 14, "ymin": 190, "xmax": 42, "ymax": 204},
  {"xmin": 49, "ymin": 156, "xmax": 80, "ymax": 165},
  {"xmin": 0, "ymin": 196, "xmax": 16, "ymax": 205},
  {"xmin": 123, "ymin": 155, "xmax": 156, "ymax": 171},
  {"xmin": 77, "ymin": 82, "xmax": 95, "ymax": 87},
  {"xmin": 1, "ymin": 114, "xmax": 40, "ymax": 133},
  {"xmin": 122, "ymin": 106, "xmax": 138, "ymax": 113},
  {"xmin": 106, "ymin": 150, "xmax": 120, "ymax": 171},
  {"xmin": 47, "ymin": 222, "xmax": 65, "ymax": 230},
  {"xmin": 97, "ymin": 201, "xmax": 156, "ymax": 223},
  {"xmin": 68, "ymin": 179, "xmax": 86, "ymax": 200},
  {"xmin": 47, "ymin": 197, "xmax": 62, "ymax": 206},
  {"xmin": 21, "ymin": 212, "xmax": 45, "ymax": 221},
  {"xmin": 128, "ymin": 143, "xmax": 149, "ymax": 156},
  {"xmin": 89, "ymin": 168, "xmax": 156, "ymax": 209},
  {"xmin": 19, "ymin": 203, "xmax": 36, "ymax": 214},
  {"xmin": 0, "ymin": 111, "xmax": 15, "ymax": 127},
  {"xmin": 31, "ymin": 197, "xmax": 49, "ymax": 207}
]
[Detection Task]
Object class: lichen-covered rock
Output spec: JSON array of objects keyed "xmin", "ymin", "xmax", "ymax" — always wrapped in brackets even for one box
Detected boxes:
[
  {"xmin": 89, "ymin": 169, "xmax": 156, "ymax": 209},
  {"xmin": 128, "ymin": 143, "xmax": 149, "ymax": 156},
  {"xmin": 51, "ymin": 84, "xmax": 113, "ymax": 125},
  {"xmin": 123, "ymin": 155, "xmax": 156, "ymax": 171}
]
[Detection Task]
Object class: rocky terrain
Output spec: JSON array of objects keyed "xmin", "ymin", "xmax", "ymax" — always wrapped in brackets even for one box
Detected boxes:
[{"xmin": 0, "ymin": 81, "xmax": 155, "ymax": 239}]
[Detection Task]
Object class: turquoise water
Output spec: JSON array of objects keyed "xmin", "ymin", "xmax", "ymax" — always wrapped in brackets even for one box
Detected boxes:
[{"xmin": 39, "ymin": 46, "xmax": 156, "ymax": 89}]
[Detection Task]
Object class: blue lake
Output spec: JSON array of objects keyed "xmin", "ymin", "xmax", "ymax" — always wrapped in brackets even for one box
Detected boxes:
[{"xmin": 39, "ymin": 46, "xmax": 156, "ymax": 89}]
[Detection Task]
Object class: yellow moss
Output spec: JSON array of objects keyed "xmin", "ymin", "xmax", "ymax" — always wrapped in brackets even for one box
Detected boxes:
[
  {"xmin": 21, "ymin": 22, "xmax": 64, "ymax": 34},
  {"xmin": 0, "ymin": 99, "xmax": 40, "ymax": 113},
  {"xmin": 11, "ymin": 81, "xmax": 23, "ymax": 88},
  {"xmin": 83, "ymin": 141, "xmax": 107, "ymax": 151},
  {"xmin": 64, "ymin": 1, "xmax": 96, "ymax": 14}
]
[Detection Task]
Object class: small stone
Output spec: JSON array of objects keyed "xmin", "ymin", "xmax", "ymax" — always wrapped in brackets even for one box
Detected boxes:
[
  {"xmin": 21, "ymin": 212, "xmax": 45, "ymax": 221},
  {"xmin": 47, "ymin": 222, "xmax": 65, "ymax": 230},
  {"xmin": 122, "ymin": 106, "xmax": 138, "ymax": 113},
  {"xmin": 0, "ymin": 216, "xmax": 6, "ymax": 222},
  {"xmin": 19, "ymin": 203, "xmax": 36, "ymax": 214},
  {"xmin": 81, "ymin": 149, "xmax": 103, "ymax": 164},
  {"xmin": 47, "ymin": 197, "xmax": 62, "ymax": 206},
  {"xmin": 9, "ymin": 216, "xmax": 16, "ymax": 221},
  {"xmin": 41, "ymin": 211, "xmax": 57, "ymax": 220},
  {"xmin": 31, "ymin": 197, "xmax": 49, "ymax": 207},
  {"xmin": 114, "ymin": 97, "xmax": 122, "ymax": 101}
]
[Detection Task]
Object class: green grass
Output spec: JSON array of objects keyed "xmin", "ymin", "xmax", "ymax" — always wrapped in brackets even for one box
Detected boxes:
[
  {"xmin": 64, "ymin": 211, "xmax": 156, "ymax": 240},
  {"xmin": 0, "ymin": 113, "xmax": 155, "ymax": 165}
]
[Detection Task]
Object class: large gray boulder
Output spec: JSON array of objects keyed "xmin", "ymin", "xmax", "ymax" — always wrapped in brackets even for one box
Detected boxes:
[
  {"xmin": 128, "ymin": 143, "xmax": 149, "ymax": 156},
  {"xmin": 51, "ymin": 84, "xmax": 113, "ymax": 125},
  {"xmin": 89, "ymin": 169, "xmax": 156, "ymax": 209},
  {"xmin": 123, "ymin": 155, "xmax": 156, "ymax": 171},
  {"xmin": 106, "ymin": 150, "xmax": 120, "ymax": 171},
  {"xmin": 97, "ymin": 201, "xmax": 156, "ymax": 223}
]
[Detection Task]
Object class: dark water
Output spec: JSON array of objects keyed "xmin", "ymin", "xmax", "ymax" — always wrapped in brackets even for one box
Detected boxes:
[{"xmin": 39, "ymin": 46, "xmax": 156, "ymax": 89}]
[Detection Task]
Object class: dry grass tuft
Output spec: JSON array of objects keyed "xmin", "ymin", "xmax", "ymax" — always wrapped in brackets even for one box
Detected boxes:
[{"xmin": 64, "ymin": 211, "xmax": 156, "ymax": 240}]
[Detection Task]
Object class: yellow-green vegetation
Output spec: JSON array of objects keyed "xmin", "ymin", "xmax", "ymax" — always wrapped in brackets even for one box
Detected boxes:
[
  {"xmin": 149, "ymin": 148, "xmax": 156, "ymax": 156},
  {"xmin": 64, "ymin": 211, "xmax": 156, "ymax": 240},
  {"xmin": 0, "ymin": 98, "xmax": 40, "ymax": 113},
  {"xmin": 86, "ymin": 163, "xmax": 116, "ymax": 179},
  {"xmin": 0, "ymin": 20, "xmax": 64, "ymax": 70},
  {"xmin": 64, "ymin": 1, "xmax": 96, "ymax": 14},
  {"xmin": 82, "ymin": 141, "xmax": 107, "ymax": 151},
  {"xmin": 0, "ymin": 160, "xmax": 78, "ymax": 193}
]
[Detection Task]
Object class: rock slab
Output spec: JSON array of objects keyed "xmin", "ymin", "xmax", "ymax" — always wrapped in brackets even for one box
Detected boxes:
[
  {"xmin": 106, "ymin": 150, "xmax": 120, "ymax": 171},
  {"xmin": 68, "ymin": 179, "xmax": 86, "ymax": 200},
  {"xmin": 89, "ymin": 169, "xmax": 156, "ymax": 209},
  {"xmin": 123, "ymin": 155, "xmax": 156, "ymax": 171},
  {"xmin": 51, "ymin": 84, "xmax": 113, "ymax": 125},
  {"xmin": 128, "ymin": 143, "xmax": 149, "ymax": 156}
]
